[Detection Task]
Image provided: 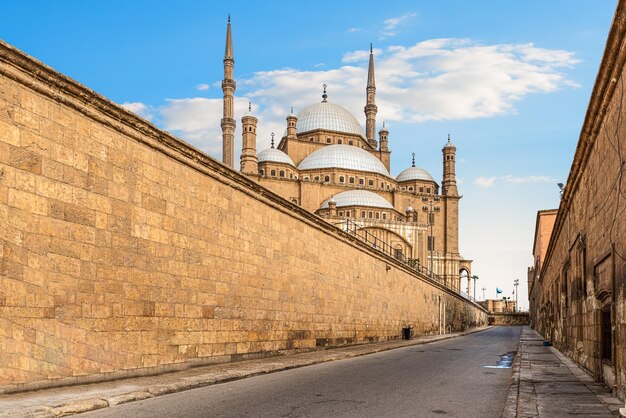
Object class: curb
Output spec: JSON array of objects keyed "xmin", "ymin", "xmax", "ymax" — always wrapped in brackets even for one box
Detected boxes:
[
  {"xmin": 1, "ymin": 326, "xmax": 491, "ymax": 417},
  {"xmin": 501, "ymin": 331, "xmax": 523, "ymax": 418}
]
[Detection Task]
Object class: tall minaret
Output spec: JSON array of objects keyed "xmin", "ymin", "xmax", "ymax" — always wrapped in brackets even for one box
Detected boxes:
[
  {"xmin": 364, "ymin": 44, "xmax": 378, "ymax": 148},
  {"xmin": 240, "ymin": 102, "xmax": 258, "ymax": 175},
  {"xmin": 442, "ymin": 134, "xmax": 458, "ymax": 196},
  {"xmin": 221, "ymin": 16, "xmax": 236, "ymax": 168}
]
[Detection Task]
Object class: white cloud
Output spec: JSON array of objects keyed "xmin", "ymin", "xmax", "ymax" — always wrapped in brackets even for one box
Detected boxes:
[
  {"xmin": 195, "ymin": 83, "xmax": 210, "ymax": 91},
  {"xmin": 474, "ymin": 175, "xmax": 558, "ymax": 187},
  {"xmin": 348, "ymin": 28, "xmax": 361, "ymax": 33},
  {"xmin": 131, "ymin": 38, "xmax": 579, "ymax": 161},
  {"xmin": 121, "ymin": 102, "xmax": 154, "ymax": 121},
  {"xmin": 314, "ymin": 63, "xmax": 326, "ymax": 68},
  {"xmin": 475, "ymin": 176, "xmax": 497, "ymax": 187},
  {"xmin": 381, "ymin": 12, "xmax": 416, "ymax": 38}
]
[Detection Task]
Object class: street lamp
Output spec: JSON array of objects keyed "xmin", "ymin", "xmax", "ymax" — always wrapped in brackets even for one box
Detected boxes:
[
  {"xmin": 471, "ymin": 275, "xmax": 479, "ymax": 301},
  {"xmin": 513, "ymin": 278, "xmax": 519, "ymax": 312},
  {"xmin": 422, "ymin": 196, "xmax": 441, "ymax": 280}
]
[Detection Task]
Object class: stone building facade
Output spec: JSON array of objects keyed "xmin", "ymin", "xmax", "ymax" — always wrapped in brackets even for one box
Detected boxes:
[
  {"xmin": 529, "ymin": 1, "xmax": 626, "ymax": 400},
  {"xmin": 0, "ymin": 36, "xmax": 487, "ymax": 390},
  {"xmin": 219, "ymin": 20, "xmax": 472, "ymax": 290}
]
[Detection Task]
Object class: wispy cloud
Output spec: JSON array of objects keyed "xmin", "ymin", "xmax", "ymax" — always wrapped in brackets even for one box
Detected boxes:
[
  {"xmin": 121, "ymin": 102, "xmax": 154, "ymax": 121},
  {"xmin": 475, "ymin": 176, "xmax": 497, "ymax": 187},
  {"xmin": 195, "ymin": 83, "xmax": 210, "ymax": 91},
  {"xmin": 123, "ymin": 39, "xmax": 579, "ymax": 161},
  {"xmin": 348, "ymin": 27, "xmax": 361, "ymax": 33},
  {"xmin": 381, "ymin": 12, "xmax": 416, "ymax": 38},
  {"xmin": 474, "ymin": 175, "xmax": 558, "ymax": 187},
  {"xmin": 314, "ymin": 63, "xmax": 326, "ymax": 68}
]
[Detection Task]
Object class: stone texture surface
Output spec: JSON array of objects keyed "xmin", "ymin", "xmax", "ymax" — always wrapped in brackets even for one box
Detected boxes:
[
  {"xmin": 503, "ymin": 327, "xmax": 622, "ymax": 417},
  {"xmin": 0, "ymin": 327, "xmax": 488, "ymax": 417},
  {"xmin": 529, "ymin": 1, "xmax": 626, "ymax": 401},
  {"xmin": 0, "ymin": 40, "xmax": 487, "ymax": 390}
]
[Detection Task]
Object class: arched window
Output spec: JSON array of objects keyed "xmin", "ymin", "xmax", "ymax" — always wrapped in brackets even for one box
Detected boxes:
[
  {"xmin": 324, "ymin": 175, "xmax": 330, "ymax": 182},
  {"xmin": 346, "ymin": 210, "xmax": 350, "ymax": 217},
  {"xmin": 339, "ymin": 176, "xmax": 345, "ymax": 183},
  {"xmin": 326, "ymin": 137, "xmax": 332, "ymax": 143},
  {"xmin": 349, "ymin": 177, "xmax": 355, "ymax": 184},
  {"xmin": 382, "ymin": 213, "xmax": 387, "ymax": 220},
  {"xmin": 408, "ymin": 186, "xmax": 414, "ymax": 191},
  {"xmin": 271, "ymin": 170, "xmax": 276, "ymax": 176},
  {"xmin": 368, "ymin": 211, "xmax": 373, "ymax": 219},
  {"xmin": 348, "ymin": 140, "xmax": 353, "ymax": 145},
  {"xmin": 426, "ymin": 188, "xmax": 431, "ymax": 194},
  {"xmin": 314, "ymin": 176, "xmax": 320, "ymax": 181},
  {"xmin": 369, "ymin": 179, "xmax": 374, "ymax": 186},
  {"xmin": 359, "ymin": 178, "xmax": 364, "ymax": 185},
  {"xmin": 375, "ymin": 212, "xmax": 380, "ymax": 220},
  {"xmin": 420, "ymin": 187, "xmax": 424, "ymax": 193},
  {"xmin": 260, "ymin": 169, "xmax": 264, "ymax": 175},
  {"xmin": 338, "ymin": 211, "xmax": 343, "ymax": 216},
  {"xmin": 361, "ymin": 211, "xmax": 366, "ymax": 218},
  {"xmin": 338, "ymin": 139, "xmax": 343, "ymax": 144},
  {"xmin": 280, "ymin": 171, "xmax": 285, "ymax": 177}
]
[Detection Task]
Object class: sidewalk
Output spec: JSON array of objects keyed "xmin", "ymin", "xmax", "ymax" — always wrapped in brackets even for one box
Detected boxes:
[
  {"xmin": 0, "ymin": 326, "xmax": 489, "ymax": 418},
  {"xmin": 503, "ymin": 327, "xmax": 624, "ymax": 417}
]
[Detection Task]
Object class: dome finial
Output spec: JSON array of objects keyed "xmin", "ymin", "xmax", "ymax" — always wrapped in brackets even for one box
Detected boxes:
[
  {"xmin": 412, "ymin": 152, "xmax": 415, "ymax": 167},
  {"xmin": 271, "ymin": 133, "xmax": 275, "ymax": 148},
  {"xmin": 322, "ymin": 84, "xmax": 328, "ymax": 102}
]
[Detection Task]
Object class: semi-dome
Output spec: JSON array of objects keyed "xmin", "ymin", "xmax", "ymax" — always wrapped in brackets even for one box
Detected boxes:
[
  {"xmin": 298, "ymin": 144, "xmax": 390, "ymax": 176},
  {"xmin": 320, "ymin": 190, "xmax": 394, "ymax": 209},
  {"xmin": 294, "ymin": 101, "xmax": 365, "ymax": 138},
  {"xmin": 257, "ymin": 148, "xmax": 295, "ymax": 166},
  {"xmin": 396, "ymin": 166, "xmax": 435, "ymax": 182}
]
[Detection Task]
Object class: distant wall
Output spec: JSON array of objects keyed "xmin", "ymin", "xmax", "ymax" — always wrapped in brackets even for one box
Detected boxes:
[
  {"xmin": 0, "ymin": 40, "xmax": 487, "ymax": 392},
  {"xmin": 488, "ymin": 313, "xmax": 529, "ymax": 326}
]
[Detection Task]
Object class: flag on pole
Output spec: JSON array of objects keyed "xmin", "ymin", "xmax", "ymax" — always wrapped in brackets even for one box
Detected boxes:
[{"xmin": 496, "ymin": 287, "xmax": 503, "ymax": 294}]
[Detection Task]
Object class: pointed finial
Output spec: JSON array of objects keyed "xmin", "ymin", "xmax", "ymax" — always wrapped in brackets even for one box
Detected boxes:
[
  {"xmin": 370, "ymin": 43, "xmax": 373, "ymax": 53},
  {"xmin": 291, "ymin": 106, "xmax": 294, "ymax": 114},
  {"xmin": 383, "ymin": 121, "xmax": 385, "ymax": 128},
  {"xmin": 248, "ymin": 101, "xmax": 252, "ymax": 112},
  {"xmin": 228, "ymin": 14, "xmax": 231, "ymax": 23},
  {"xmin": 412, "ymin": 153, "xmax": 415, "ymax": 167},
  {"xmin": 322, "ymin": 84, "xmax": 328, "ymax": 102},
  {"xmin": 271, "ymin": 133, "xmax": 275, "ymax": 148},
  {"xmin": 448, "ymin": 133, "xmax": 451, "ymax": 143}
]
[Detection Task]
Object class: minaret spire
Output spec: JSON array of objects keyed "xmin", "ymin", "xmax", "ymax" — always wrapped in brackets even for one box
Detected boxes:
[
  {"xmin": 365, "ymin": 44, "xmax": 378, "ymax": 148},
  {"xmin": 221, "ymin": 16, "xmax": 236, "ymax": 168}
]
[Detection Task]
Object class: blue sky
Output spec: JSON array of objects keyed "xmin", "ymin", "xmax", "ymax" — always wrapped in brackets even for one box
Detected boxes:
[{"xmin": 2, "ymin": 1, "xmax": 618, "ymax": 308}]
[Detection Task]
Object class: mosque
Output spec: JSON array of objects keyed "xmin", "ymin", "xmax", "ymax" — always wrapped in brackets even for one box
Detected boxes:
[{"xmin": 219, "ymin": 18, "xmax": 472, "ymax": 291}]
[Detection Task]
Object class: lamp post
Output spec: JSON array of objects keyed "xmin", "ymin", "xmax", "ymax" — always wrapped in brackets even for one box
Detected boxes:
[
  {"xmin": 513, "ymin": 278, "xmax": 519, "ymax": 312},
  {"xmin": 481, "ymin": 286, "xmax": 486, "ymax": 301},
  {"xmin": 471, "ymin": 275, "xmax": 479, "ymax": 301},
  {"xmin": 422, "ymin": 196, "xmax": 441, "ymax": 280}
]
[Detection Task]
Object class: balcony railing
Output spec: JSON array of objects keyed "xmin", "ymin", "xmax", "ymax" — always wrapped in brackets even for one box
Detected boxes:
[{"xmin": 334, "ymin": 219, "xmax": 476, "ymax": 302}]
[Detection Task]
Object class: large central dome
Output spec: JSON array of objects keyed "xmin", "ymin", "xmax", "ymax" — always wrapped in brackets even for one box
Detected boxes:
[
  {"xmin": 298, "ymin": 144, "xmax": 390, "ymax": 176},
  {"xmin": 295, "ymin": 101, "xmax": 365, "ymax": 138}
]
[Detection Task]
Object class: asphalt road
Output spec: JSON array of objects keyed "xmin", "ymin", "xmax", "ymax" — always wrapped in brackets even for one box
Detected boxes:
[{"xmin": 81, "ymin": 326, "xmax": 521, "ymax": 418}]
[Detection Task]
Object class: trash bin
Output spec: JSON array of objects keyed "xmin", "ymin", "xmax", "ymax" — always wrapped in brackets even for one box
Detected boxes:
[{"xmin": 402, "ymin": 326, "xmax": 413, "ymax": 340}]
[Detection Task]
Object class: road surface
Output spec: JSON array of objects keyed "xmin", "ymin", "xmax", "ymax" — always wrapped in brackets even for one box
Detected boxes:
[{"xmin": 81, "ymin": 326, "xmax": 521, "ymax": 418}]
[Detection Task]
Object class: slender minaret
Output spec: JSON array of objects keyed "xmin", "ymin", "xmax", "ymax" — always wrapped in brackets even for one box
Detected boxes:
[
  {"xmin": 286, "ymin": 107, "xmax": 297, "ymax": 140},
  {"xmin": 364, "ymin": 43, "xmax": 378, "ymax": 148},
  {"xmin": 442, "ymin": 134, "xmax": 458, "ymax": 196},
  {"xmin": 221, "ymin": 16, "xmax": 236, "ymax": 168},
  {"xmin": 378, "ymin": 122, "xmax": 388, "ymax": 152},
  {"xmin": 240, "ymin": 102, "xmax": 258, "ymax": 174}
]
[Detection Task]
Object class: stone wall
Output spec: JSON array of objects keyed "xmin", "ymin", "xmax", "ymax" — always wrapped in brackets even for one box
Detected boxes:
[
  {"xmin": 0, "ymin": 40, "xmax": 487, "ymax": 392},
  {"xmin": 530, "ymin": 1, "xmax": 626, "ymax": 400},
  {"xmin": 488, "ymin": 313, "xmax": 529, "ymax": 326}
]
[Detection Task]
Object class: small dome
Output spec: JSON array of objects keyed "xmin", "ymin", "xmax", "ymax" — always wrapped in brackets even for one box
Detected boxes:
[
  {"xmin": 444, "ymin": 134, "xmax": 455, "ymax": 148},
  {"xmin": 258, "ymin": 148, "xmax": 295, "ymax": 166},
  {"xmin": 320, "ymin": 190, "xmax": 394, "ymax": 210},
  {"xmin": 396, "ymin": 166, "xmax": 435, "ymax": 182},
  {"xmin": 293, "ymin": 101, "xmax": 365, "ymax": 138},
  {"xmin": 406, "ymin": 205, "xmax": 414, "ymax": 213},
  {"xmin": 299, "ymin": 144, "xmax": 390, "ymax": 176}
]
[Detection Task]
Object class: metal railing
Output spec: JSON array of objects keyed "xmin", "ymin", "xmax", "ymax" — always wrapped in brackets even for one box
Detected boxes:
[{"xmin": 335, "ymin": 219, "xmax": 476, "ymax": 302}]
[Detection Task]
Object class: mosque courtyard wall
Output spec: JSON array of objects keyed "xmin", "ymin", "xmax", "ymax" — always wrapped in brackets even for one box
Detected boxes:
[{"xmin": 0, "ymin": 40, "xmax": 487, "ymax": 391}]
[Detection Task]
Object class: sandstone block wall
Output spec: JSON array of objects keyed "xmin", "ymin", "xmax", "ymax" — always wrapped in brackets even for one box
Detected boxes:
[
  {"xmin": 0, "ymin": 40, "xmax": 487, "ymax": 391},
  {"xmin": 530, "ymin": 3, "xmax": 626, "ymax": 400}
]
